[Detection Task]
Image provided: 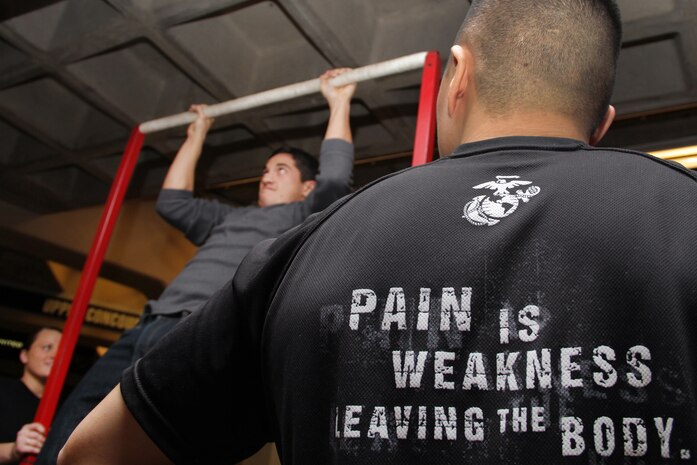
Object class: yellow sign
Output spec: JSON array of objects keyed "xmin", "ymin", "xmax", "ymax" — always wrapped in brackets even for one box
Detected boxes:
[
  {"xmin": 42, "ymin": 299, "xmax": 139, "ymax": 331},
  {"xmin": 0, "ymin": 338, "xmax": 23, "ymax": 349}
]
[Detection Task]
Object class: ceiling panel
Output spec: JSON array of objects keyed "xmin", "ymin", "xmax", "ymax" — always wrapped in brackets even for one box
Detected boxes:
[
  {"xmin": 0, "ymin": 120, "xmax": 55, "ymax": 166},
  {"xmin": 0, "ymin": 40, "xmax": 29, "ymax": 73},
  {"xmin": 614, "ymin": 36, "xmax": 689, "ymax": 104},
  {"xmin": 5, "ymin": 0, "xmax": 124, "ymax": 52},
  {"xmin": 169, "ymin": 2, "xmax": 331, "ymax": 96},
  {"xmin": 68, "ymin": 41, "xmax": 216, "ymax": 122},
  {"xmin": 25, "ymin": 165, "xmax": 110, "ymax": 207},
  {"xmin": 616, "ymin": 0, "xmax": 677, "ymax": 22},
  {"xmin": 0, "ymin": 78, "xmax": 128, "ymax": 150}
]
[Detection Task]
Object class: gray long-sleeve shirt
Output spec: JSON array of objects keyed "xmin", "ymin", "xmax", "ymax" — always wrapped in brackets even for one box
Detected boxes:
[{"xmin": 147, "ymin": 138, "xmax": 353, "ymax": 315}]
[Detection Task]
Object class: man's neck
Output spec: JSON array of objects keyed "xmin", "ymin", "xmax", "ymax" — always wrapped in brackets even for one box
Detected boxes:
[
  {"xmin": 21, "ymin": 372, "xmax": 44, "ymax": 398},
  {"xmin": 460, "ymin": 110, "xmax": 589, "ymax": 146}
]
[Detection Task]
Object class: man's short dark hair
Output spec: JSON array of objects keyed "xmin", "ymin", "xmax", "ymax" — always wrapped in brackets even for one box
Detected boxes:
[
  {"xmin": 457, "ymin": 0, "xmax": 622, "ymax": 136},
  {"xmin": 268, "ymin": 146, "xmax": 319, "ymax": 182},
  {"xmin": 23, "ymin": 326, "xmax": 61, "ymax": 350}
]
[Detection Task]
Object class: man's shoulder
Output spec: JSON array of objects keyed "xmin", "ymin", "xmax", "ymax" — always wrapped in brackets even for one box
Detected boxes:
[
  {"xmin": 584, "ymin": 145, "xmax": 696, "ymax": 178},
  {"xmin": 440, "ymin": 137, "xmax": 697, "ymax": 187}
]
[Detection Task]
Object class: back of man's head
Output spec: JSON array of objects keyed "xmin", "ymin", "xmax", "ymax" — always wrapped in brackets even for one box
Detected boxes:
[{"xmin": 458, "ymin": 0, "xmax": 622, "ymax": 136}]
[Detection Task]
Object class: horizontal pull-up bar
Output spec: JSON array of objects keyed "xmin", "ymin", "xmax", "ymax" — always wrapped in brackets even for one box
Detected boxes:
[{"xmin": 139, "ymin": 51, "xmax": 429, "ymax": 134}]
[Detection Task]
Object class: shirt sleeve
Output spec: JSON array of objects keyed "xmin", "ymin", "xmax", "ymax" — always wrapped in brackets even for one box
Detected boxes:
[
  {"xmin": 119, "ymin": 204, "xmax": 341, "ymax": 464},
  {"xmin": 302, "ymin": 138, "xmax": 354, "ymax": 214},
  {"xmin": 120, "ymin": 280, "xmax": 267, "ymax": 464},
  {"xmin": 155, "ymin": 189, "xmax": 238, "ymax": 246}
]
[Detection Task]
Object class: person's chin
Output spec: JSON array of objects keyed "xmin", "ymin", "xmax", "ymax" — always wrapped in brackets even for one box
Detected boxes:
[{"xmin": 259, "ymin": 195, "xmax": 277, "ymax": 207}]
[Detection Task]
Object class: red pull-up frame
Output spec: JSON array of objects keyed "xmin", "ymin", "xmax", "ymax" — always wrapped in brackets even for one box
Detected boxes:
[
  {"xmin": 20, "ymin": 127, "xmax": 144, "ymax": 465},
  {"xmin": 412, "ymin": 51, "xmax": 441, "ymax": 166},
  {"xmin": 21, "ymin": 51, "xmax": 440, "ymax": 464}
]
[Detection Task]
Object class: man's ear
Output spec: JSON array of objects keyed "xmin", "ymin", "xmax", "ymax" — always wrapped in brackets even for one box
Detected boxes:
[
  {"xmin": 20, "ymin": 349, "xmax": 28, "ymax": 365},
  {"xmin": 301, "ymin": 180, "xmax": 317, "ymax": 198},
  {"xmin": 589, "ymin": 105, "xmax": 616, "ymax": 146},
  {"xmin": 446, "ymin": 44, "xmax": 472, "ymax": 117}
]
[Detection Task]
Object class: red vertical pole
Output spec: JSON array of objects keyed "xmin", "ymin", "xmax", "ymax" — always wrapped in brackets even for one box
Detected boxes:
[
  {"xmin": 412, "ymin": 50, "xmax": 441, "ymax": 166},
  {"xmin": 20, "ymin": 126, "xmax": 144, "ymax": 465}
]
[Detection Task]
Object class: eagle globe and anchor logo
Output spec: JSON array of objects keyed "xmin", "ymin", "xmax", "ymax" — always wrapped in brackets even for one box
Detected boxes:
[{"xmin": 463, "ymin": 175, "xmax": 541, "ymax": 226}]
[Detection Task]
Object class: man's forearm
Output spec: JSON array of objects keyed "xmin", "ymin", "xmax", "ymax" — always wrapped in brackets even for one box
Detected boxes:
[
  {"xmin": 0, "ymin": 442, "xmax": 18, "ymax": 464},
  {"xmin": 320, "ymin": 68, "xmax": 355, "ymax": 144},
  {"xmin": 162, "ymin": 132, "xmax": 206, "ymax": 191},
  {"xmin": 162, "ymin": 104, "xmax": 214, "ymax": 191},
  {"xmin": 324, "ymin": 98, "xmax": 353, "ymax": 143}
]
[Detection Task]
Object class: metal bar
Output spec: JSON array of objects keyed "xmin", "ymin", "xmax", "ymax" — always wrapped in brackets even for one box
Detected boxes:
[
  {"xmin": 411, "ymin": 51, "xmax": 441, "ymax": 166},
  {"xmin": 20, "ymin": 127, "xmax": 145, "ymax": 465},
  {"xmin": 139, "ymin": 51, "xmax": 429, "ymax": 134}
]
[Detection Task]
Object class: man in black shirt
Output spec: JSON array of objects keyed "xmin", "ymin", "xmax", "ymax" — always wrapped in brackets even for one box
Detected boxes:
[{"xmin": 59, "ymin": 1, "xmax": 697, "ymax": 464}]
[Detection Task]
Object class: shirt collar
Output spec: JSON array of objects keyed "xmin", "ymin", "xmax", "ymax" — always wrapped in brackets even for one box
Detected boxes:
[{"xmin": 447, "ymin": 136, "xmax": 587, "ymax": 159}]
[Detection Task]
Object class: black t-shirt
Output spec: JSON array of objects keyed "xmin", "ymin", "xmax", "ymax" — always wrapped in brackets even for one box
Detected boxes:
[
  {"xmin": 0, "ymin": 378, "xmax": 39, "ymax": 462},
  {"xmin": 122, "ymin": 137, "xmax": 697, "ymax": 464}
]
